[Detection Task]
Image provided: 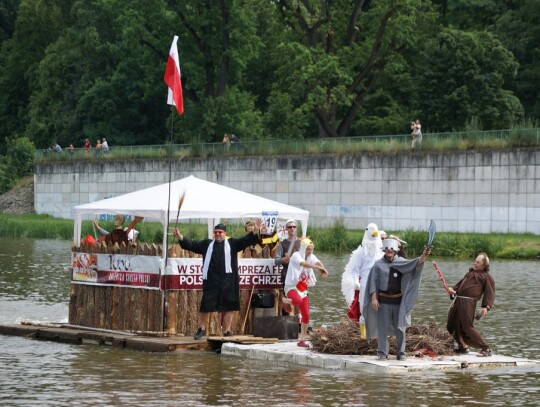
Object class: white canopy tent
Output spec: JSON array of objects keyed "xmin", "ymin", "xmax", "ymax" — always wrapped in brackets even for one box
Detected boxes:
[{"xmin": 73, "ymin": 175, "xmax": 309, "ymax": 247}]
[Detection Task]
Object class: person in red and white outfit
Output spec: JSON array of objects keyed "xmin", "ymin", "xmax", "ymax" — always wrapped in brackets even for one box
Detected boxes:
[{"xmin": 284, "ymin": 238, "xmax": 329, "ymax": 348}]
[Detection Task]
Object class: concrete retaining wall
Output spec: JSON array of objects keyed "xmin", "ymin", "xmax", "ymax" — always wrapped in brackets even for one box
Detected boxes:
[{"xmin": 34, "ymin": 148, "xmax": 540, "ymax": 233}]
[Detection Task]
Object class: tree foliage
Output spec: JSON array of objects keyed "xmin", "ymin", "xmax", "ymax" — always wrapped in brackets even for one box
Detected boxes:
[
  {"xmin": 416, "ymin": 28, "xmax": 522, "ymax": 130},
  {"xmin": 0, "ymin": 0, "xmax": 536, "ymax": 154},
  {"xmin": 495, "ymin": 0, "xmax": 540, "ymax": 119},
  {"xmin": 0, "ymin": 136, "xmax": 35, "ymax": 193}
]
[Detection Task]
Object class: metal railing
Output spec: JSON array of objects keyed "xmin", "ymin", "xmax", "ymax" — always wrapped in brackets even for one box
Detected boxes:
[{"xmin": 34, "ymin": 128, "xmax": 540, "ymax": 163}]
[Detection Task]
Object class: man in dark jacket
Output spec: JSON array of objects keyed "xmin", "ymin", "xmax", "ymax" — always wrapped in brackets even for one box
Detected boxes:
[{"xmin": 174, "ymin": 220, "xmax": 261, "ymax": 339}]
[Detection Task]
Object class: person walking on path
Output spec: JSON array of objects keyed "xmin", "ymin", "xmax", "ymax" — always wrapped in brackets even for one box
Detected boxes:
[
  {"xmin": 84, "ymin": 138, "xmax": 91, "ymax": 154},
  {"xmin": 445, "ymin": 253, "xmax": 495, "ymax": 356},
  {"xmin": 222, "ymin": 133, "xmax": 230, "ymax": 149},
  {"xmin": 174, "ymin": 220, "xmax": 262, "ymax": 339},
  {"xmin": 284, "ymin": 238, "xmax": 329, "ymax": 348},
  {"xmin": 363, "ymin": 238, "xmax": 431, "ymax": 360},
  {"xmin": 411, "ymin": 119, "xmax": 422, "ymax": 149}
]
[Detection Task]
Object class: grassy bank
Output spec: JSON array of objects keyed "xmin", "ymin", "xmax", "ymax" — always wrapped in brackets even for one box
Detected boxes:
[
  {"xmin": 1, "ymin": 214, "xmax": 538, "ymax": 260},
  {"xmin": 34, "ymin": 127, "xmax": 540, "ymax": 163}
]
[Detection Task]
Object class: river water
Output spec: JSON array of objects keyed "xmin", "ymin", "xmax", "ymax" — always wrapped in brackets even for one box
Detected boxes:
[{"xmin": 1, "ymin": 237, "xmax": 539, "ymax": 406}]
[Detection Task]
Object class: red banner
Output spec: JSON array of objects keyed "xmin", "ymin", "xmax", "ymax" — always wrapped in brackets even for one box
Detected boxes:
[
  {"xmin": 72, "ymin": 253, "xmax": 282, "ymax": 290},
  {"xmin": 71, "ymin": 252, "xmax": 161, "ymax": 289},
  {"xmin": 163, "ymin": 258, "xmax": 282, "ymax": 290}
]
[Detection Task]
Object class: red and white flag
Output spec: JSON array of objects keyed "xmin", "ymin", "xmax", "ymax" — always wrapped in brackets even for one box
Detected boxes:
[{"xmin": 163, "ymin": 35, "xmax": 184, "ymax": 115}]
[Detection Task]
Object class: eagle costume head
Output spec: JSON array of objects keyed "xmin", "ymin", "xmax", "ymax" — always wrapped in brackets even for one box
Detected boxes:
[{"xmin": 361, "ymin": 223, "xmax": 383, "ymax": 256}]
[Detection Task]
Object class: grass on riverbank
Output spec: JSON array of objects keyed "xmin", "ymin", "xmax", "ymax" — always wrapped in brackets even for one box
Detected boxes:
[
  {"xmin": 34, "ymin": 127, "xmax": 540, "ymax": 163},
  {"xmin": 1, "ymin": 214, "xmax": 538, "ymax": 259}
]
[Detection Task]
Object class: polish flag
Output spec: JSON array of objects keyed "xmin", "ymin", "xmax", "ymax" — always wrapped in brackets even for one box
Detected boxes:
[{"xmin": 163, "ymin": 35, "xmax": 184, "ymax": 115}]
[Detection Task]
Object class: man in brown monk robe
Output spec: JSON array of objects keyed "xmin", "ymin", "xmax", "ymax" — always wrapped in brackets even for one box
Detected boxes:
[{"xmin": 445, "ymin": 252, "xmax": 495, "ymax": 356}]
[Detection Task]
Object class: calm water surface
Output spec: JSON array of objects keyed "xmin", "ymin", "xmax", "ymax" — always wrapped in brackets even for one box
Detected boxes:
[{"xmin": 1, "ymin": 237, "xmax": 539, "ymax": 406}]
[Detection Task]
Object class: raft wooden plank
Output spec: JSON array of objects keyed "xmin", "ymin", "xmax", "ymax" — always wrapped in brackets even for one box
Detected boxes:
[
  {"xmin": 86, "ymin": 285, "xmax": 96, "ymax": 327},
  {"xmin": 126, "ymin": 287, "xmax": 134, "ymax": 331},
  {"xmin": 69, "ymin": 284, "xmax": 78, "ymax": 324},
  {"xmin": 34, "ymin": 327, "xmax": 82, "ymax": 344},
  {"xmin": 123, "ymin": 336, "xmax": 210, "ymax": 352},
  {"xmin": 139, "ymin": 288, "xmax": 149, "ymax": 333},
  {"xmin": 0, "ymin": 323, "xmax": 209, "ymax": 352},
  {"xmin": 148, "ymin": 289, "xmax": 162, "ymax": 332},
  {"xmin": 0, "ymin": 324, "xmax": 40, "ymax": 337},
  {"xmin": 207, "ymin": 335, "xmax": 279, "ymax": 345},
  {"xmin": 111, "ymin": 286, "xmax": 121, "ymax": 330},
  {"xmin": 75, "ymin": 284, "xmax": 87, "ymax": 326},
  {"xmin": 131, "ymin": 288, "xmax": 141, "ymax": 332},
  {"xmin": 189, "ymin": 291, "xmax": 202, "ymax": 333},
  {"xmin": 76, "ymin": 284, "xmax": 86, "ymax": 326},
  {"xmin": 167, "ymin": 290, "xmax": 178, "ymax": 335},
  {"xmin": 89, "ymin": 285, "xmax": 96, "ymax": 328},
  {"xmin": 117, "ymin": 286, "xmax": 126, "ymax": 330},
  {"xmin": 97, "ymin": 286, "xmax": 108, "ymax": 329},
  {"xmin": 176, "ymin": 290, "xmax": 188, "ymax": 334}
]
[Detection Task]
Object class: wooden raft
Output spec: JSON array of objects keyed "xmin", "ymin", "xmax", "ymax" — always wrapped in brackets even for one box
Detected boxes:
[
  {"xmin": 70, "ymin": 238, "xmax": 285, "ymax": 337},
  {"xmin": 0, "ymin": 323, "xmax": 278, "ymax": 352}
]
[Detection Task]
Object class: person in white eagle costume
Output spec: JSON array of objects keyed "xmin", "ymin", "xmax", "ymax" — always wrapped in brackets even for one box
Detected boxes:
[{"xmin": 341, "ymin": 223, "xmax": 383, "ymax": 335}]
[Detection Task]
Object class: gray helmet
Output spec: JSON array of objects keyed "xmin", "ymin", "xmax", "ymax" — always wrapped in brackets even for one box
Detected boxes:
[{"xmin": 382, "ymin": 238, "xmax": 400, "ymax": 252}]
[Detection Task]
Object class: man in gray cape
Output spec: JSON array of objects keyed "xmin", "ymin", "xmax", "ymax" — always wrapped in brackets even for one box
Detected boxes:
[{"xmin": 363, "ymin": 238, "xmax": 431, "ymax": 360}]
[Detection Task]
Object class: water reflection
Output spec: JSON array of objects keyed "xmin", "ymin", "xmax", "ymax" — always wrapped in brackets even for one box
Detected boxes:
[{"xmin": 0, "ymin": 238, "xmax": 539, "ymax": 405}]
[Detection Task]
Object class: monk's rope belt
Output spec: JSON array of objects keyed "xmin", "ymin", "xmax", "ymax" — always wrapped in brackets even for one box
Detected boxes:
[
  {"xmin": 449, "ymin": 295, "xmax": 475, "ymax": 311},
  {"xmin": 378, "ymin": 291, "xmax": 403, "ymax": 299}
]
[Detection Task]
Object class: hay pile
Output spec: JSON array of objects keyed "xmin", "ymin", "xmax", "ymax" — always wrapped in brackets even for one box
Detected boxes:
[{"xmin": 309, "ymin": 320, "xmax": 455, "ymax": 357}]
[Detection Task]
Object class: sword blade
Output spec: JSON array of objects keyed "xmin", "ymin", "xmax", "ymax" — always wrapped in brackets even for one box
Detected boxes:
[{"xmin": 427, "ymin": 220, "xmax": 436, "ymax": 247}]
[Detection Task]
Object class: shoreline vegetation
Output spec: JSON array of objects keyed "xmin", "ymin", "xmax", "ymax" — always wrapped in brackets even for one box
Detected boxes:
[{"xmin": 1, "ymin": 213, "xmax": 538, "ymax": 260}]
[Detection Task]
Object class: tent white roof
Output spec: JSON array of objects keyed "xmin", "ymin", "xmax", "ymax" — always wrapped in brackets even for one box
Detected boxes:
[{"xmin": 73, "ymin": 175, "xmax": 309, "ymax": 244}]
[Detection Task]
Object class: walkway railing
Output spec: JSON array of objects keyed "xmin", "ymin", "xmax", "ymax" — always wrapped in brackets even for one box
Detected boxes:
[{"xmin": 34, "ymin": 128, "xmax": 540, "ymax": 163}]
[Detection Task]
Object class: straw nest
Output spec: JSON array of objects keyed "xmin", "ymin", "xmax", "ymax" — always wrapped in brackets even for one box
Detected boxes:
[{"xmin": 309, "ymin": 320, "xmax": 455, "ymax": 357}]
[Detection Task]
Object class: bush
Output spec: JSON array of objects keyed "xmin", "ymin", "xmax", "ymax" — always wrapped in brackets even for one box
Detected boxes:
[
  {"xmin": 310, "ymin": 220, "xmax": 351, "ymax": 253},
  {"xmin": 0, "ymin": 159, "xmax": 16, "ymax": 194},
  {"xmin": 0, "ymin": 137, "xmax": 36, "ymax": 193},
  {"xmin": 7, "ymin": 136, "xmax": 35, "ymax": 178}
]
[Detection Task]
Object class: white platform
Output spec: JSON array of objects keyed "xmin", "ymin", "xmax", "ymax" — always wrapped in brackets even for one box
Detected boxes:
[{"xmin": 221, "ymin": 341, "xmax": 540, "ymax": 373}]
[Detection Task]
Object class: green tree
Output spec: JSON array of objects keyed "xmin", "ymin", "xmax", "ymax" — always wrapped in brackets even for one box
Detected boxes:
[
  {"xmin": 495, "ymin": 0, "xmax": 540, "ymax": 119},
  {"xmin": 269, "ymin": 0, "xmax": 434, "ymax": 138},
  {"xmin": 0, "ymin": 0, "xmax": 534, "ymax": 152},
  {"xmin": 431, "ymin": 0, "xmax": 507, "ymax": 29},
  {"xmin": 0, "ymin": 136, "xmax": 35, "ymax": 193},
  {"xmin": 165, "ymin": 0, "xmax": 264, "ymax": 143},
  {"xmin": 7, "ymin": 136, "xmax": 35, "ymax": 178},
  {"xmin": 0, "ymin": 0, "xmax": 19, "ymax": 42},
  {"xmin": 415, "ymin": 28, "xmax": 523, "ymax": 130},
  {"xmin": 25, "ymin": 0, "xmax": 172, "ymax": 148},
  {"xmin": 0, "ymin": 0, "xmax": 68, "ymax": 151},
  {"xmin": 263, "ymin": 90, "xmax": 311, "ymax": 140}
]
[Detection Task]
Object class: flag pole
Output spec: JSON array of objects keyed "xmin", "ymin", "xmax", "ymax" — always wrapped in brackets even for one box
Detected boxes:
[
  {"xmin": 161, "ymin": 109, "xmax": 175, "ymax": 335},
  {"xmin": 162, "ymin": 35, "xmax": 184, "ymax": 335},
  {"xmin": 159, "ymin": 109, "xmax": 174, "ymax": 336}
]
